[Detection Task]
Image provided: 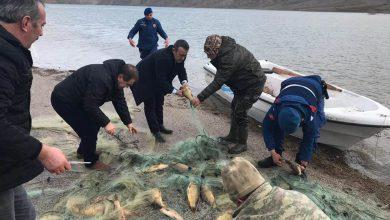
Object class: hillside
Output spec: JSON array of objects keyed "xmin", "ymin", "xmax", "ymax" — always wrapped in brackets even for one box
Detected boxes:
[{"xmin": 45, "ymin": 0, "xmax": 390, "ymax": 13}]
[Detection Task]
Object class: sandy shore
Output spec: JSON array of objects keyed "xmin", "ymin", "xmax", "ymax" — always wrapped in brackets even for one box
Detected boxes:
[{"xmin": 27, "ymin": 67, "xmax": 390, "ymax": 217}]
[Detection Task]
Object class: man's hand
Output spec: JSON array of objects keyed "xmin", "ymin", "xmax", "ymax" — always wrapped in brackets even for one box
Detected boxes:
[
  {"xmin": 39, "ymin": 144, "xmax": 71, "ymax": 174},
  {"xmin": 105, "ymin": 122, "xmax": 116, "ymax": 135},
  {"xmin": 191, "ymin": 97, "xmax": 201, "ymax": 107},
  {"xmin": 127, "ymin": 123, "xmax": 138, "ymax": 134},
  {"xmin": 164, "ymin": 38, "xmax": 169, "ymax": 48},
  {"xmin": 299, "ymin": 160, "xmax": 308, "ymax": 172},
  {"xmin": 128, "ymin": 39, "xmax": 136, "ymax": 47},
  {"xmin": 180, "ymin": 82, "xmax": 189, "ymax": 89},
  {"xmin": 176, "ymin": 89, "xmax": 184, "ymax": 97},
  {"xmin": 271, "ymin": 150, "xmax": 283, "ymax": 166}
]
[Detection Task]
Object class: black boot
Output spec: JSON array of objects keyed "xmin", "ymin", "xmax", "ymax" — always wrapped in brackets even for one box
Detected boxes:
[
  {"xmin": 77, "ymin": 150, "xmax": 102, "ymax": 159},
  {"xmin": 257, "ymin": 156, "xmax": 278, "ymax": 168},
  {"xmin": 218, "ymin": 136, "xmax": 236, "ymax": 145},
  {"xmin": 153, "ymin": 132, "xmax": 165, "ymax": 143},
  {"xmin": 228, "ymin": 144, "xmax": 247, "ymax": 154},
  {"xmin": 160, "ymin": 125, "xmax": 173, "ymax": 134},
  {"xmin": 218, "ymin": 121, "xmax": 238, "ymax": 145},
  {"xmin": 228, "ymin": 125, "xmax": 248, "ymax": 154}
]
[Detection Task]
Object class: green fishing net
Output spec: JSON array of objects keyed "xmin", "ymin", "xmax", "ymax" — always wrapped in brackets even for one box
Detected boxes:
[
  {"xmin": 271, "ymin": 174, "xmax": 389, "ymax": 219},
  {"xmin": 28, "ymin": 111, "xmax": 389, "ymax": 219}
]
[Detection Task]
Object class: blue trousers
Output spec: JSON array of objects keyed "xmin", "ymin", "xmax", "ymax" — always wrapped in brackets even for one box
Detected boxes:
[
  {"xmin": 0, "ymin": 186, "xmax": 35, "ymax": 220},
  {"xmin": 139, "ymin": 46, "xmax": 157, "ymax": 59}
]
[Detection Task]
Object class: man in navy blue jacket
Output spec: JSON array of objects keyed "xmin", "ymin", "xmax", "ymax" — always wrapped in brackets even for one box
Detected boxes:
[
  {"xmin": 127, "ymin": 7, "xmax": 169, "ymax": 59},
  {"xmin": 258, "ymin": 75, "xmax": 327, "ymax": 175}
]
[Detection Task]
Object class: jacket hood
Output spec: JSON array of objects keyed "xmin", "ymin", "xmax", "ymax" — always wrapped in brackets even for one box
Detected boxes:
[
  {"xmin": 103, "ymin": 59, "xmax": 125, "ymax": 90},
  {"xmin": 103, "ymin": 59, "xmax": 125, "ymax": 76},
  {"xmin": 218, "ymin": 36, "xmax": 236, "ymax": 57},
  {"xmin": 0, "ymin": 25, "xmax": 33, "ymax": 68}
]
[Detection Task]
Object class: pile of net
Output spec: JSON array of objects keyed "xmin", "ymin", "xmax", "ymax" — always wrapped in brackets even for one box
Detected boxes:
[{"xmin": 28, "ymin": 115, "xmax": 389, "ymax": 220}]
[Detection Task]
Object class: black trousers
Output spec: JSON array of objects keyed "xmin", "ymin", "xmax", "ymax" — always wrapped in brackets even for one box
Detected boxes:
[
  {"xmin": 230, "ymin": 86, "xmax": 263, "ymax": 144},
  {"xmin": 144, "ymin": 93, "xmax": 165, "ymax": 134},
  {"xmin": 51, "ymin": 93, "xmax": 100, "ymax": 166}
]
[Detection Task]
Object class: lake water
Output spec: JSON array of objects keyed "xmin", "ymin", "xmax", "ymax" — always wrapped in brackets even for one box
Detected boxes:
[{"xmin": 31, "ymin": 4, "xmax": 390, "ymax": 184}]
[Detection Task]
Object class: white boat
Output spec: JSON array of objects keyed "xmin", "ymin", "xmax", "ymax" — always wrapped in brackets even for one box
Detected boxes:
[{"xmin": 203, "ymin": 60, "xmax": 390, "ymax": 149}]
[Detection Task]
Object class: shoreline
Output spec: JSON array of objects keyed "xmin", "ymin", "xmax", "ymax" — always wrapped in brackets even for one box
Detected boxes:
[{"xmin": 28, "ymin": 67, "xmax": 390, "ymax": 217}]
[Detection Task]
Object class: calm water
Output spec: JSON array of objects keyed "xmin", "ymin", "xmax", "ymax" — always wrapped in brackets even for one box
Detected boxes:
[{"xmin": 31, "ymin": 4, "xmax": 390, "ymax": 183}]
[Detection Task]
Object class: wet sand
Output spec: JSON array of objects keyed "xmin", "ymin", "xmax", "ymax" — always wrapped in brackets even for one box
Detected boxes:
[{"xmin": 28, "ymin": 67, "xmax": 390, "ymax": 216}]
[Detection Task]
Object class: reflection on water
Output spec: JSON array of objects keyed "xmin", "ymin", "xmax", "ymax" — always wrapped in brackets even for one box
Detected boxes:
[{"xmin": 31, "ymin": 4, "xmax": 390, "ymax": 184}]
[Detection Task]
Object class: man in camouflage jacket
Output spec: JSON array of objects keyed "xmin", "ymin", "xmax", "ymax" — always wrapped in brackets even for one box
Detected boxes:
[
  {"xmin": 222, "ymin": 157, "xmax": 330, "ymax": 220},
  {"xmin": 192, "ymin": 35, "xmax": 266, "ymax": 154}
]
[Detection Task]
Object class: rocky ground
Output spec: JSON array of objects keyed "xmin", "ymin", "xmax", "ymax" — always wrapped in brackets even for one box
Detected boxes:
[{"xmin": 27, "ymin": 67, "xmax": 389, "ymax": 218}]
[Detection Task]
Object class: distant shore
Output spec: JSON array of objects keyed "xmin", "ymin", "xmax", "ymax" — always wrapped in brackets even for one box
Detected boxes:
[{"xmin": 45, "ymin": 0, "xmax": 390, "ymax": 14}]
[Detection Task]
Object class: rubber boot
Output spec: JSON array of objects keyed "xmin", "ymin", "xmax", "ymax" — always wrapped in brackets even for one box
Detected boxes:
[
  {"xmin": 218, "ymin": 121, "xmax": 238, "ymax": 145},
  {"xmin": 228, "ymin": 126, "xmax": 248, "ymax": 154}
]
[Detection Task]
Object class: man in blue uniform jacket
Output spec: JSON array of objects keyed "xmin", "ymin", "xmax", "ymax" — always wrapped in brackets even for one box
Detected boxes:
[
  {"xmin": 131, "ymin": 40, "xmax": 189, "ymax": 143},
  {"xmin": 258, "ymin": 75, "xmax": 328, "ymax": 175},
  {"xmin": 127, "ymin": 7, "xmax": 169, "ymax": 59}
]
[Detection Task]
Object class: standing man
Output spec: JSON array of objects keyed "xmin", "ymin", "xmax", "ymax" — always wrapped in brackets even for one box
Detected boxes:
[
  {"xmin": 192, "ymin": 35, "xmax": 266, "ymax": 154},
  {"xmin": 258, "ymin": 75, "xmax": 327, "ymax": 176},
  {"xmin": 127, "ymin": 7, "xmax": 169, "ymax": 59},
  {"xmin": 0, "ymin": 1, "xmax": 71, "ymax": 219},
  {"xmin": 131, "ymin": 40, "xmax": 189, "ymax": 143},
  {"xmin": 51, "ymin": 59, "xmax": 139, "ymax": 170}
]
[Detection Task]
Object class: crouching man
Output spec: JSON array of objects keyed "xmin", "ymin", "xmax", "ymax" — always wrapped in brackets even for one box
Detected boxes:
[
  {"xmin": 222, "ymin": 157, "xmax": 330, "ymax": 219},
  {"xmin": 258, "ymin": 75, "xmax": 327, "ymax": 175}
]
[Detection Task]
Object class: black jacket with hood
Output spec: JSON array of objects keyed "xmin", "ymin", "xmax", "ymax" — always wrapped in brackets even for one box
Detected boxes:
[
  {"xmin": 198, "ymin": 36, "xmax": 266, "ymax": 101},
  {"xmin": 52, "ymin": 59, "xmax": 132, "ymax": 127},
  {"xmin": 0, "ymin": 25, "xmax": 43, "ymax": 192}
]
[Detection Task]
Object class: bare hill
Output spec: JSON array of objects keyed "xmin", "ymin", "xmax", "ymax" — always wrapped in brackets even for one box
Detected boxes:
[{"xmin": 45, "ymin": 0, "xmax": 390, "ymax": 13}]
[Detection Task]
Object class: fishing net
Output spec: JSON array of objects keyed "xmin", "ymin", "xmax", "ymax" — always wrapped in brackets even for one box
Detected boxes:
[
  {"xmin": 28, "ymin": 109, "xmax": 389, "ymax": 219},
  {"xmin": 29, "ymin": 112, "xmax": 234, "ymax": 220},
  {"xmin": 270, "ymin": 173, "xmax": 389, "ymax": 220}
]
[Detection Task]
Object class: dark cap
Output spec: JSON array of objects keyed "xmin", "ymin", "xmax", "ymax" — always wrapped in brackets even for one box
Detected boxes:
[{"xmin": 144, "ymin": 7, "xmax": 153, "ymax": 15}]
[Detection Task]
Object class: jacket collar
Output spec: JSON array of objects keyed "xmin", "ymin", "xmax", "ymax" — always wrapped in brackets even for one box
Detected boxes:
[
  {"xmin": 0, "ymin": 25, "xmax": 23, "ymax": 48},
  {"xmin": 233, "ymin": 182, "xmax": 273, "ymax": 218},
  {"xmin": 0, "ymin": 25, "xmax": 33, "ymax": 68}
]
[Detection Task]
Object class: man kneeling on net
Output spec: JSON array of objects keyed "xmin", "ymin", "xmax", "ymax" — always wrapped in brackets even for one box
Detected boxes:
[{"xmin": 222, "ymin": 157, "xmax": 330, "ymax": 219}]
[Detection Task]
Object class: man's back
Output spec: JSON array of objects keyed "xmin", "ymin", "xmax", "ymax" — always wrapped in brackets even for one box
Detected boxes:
[
  {"xmin": 234, "ymin": 183, "xmax": 329, "ymax": 220},
  {"xmin": 216, "ymin": 36, "xmax": 264, "ymax": 88},
  {"xmin": 53, "ymin": 59, "xmax": 125, "ymax": 106}
]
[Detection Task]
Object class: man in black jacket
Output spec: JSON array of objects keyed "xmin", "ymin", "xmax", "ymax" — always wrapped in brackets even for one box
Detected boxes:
[
  {"xmin": 51, "ymin": 59, "xmax": 138, "ymax": 170},
  {"xmin": 0, "ymin": 1, "xmax": 70, "ymax": 219},
  {"xmin": 192, "ymin": 35, "xmax": 266, "ymax": 154},
  {"xmin": 131, "ymin": 39, "xmax": 189, "ymax": 143}
]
